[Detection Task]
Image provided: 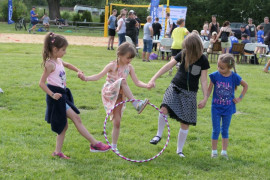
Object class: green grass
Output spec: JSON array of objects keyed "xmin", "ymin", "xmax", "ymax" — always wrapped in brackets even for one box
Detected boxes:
[
  {"xmin": 0, "ymin": 42, "xmax": 270, "ymax": 179},
  {"xmin": 0, "ymin": 22, "xmax": 144, "ymax": 38}
]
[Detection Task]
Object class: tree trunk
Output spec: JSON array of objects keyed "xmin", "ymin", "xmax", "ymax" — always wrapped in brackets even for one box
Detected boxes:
[{"xmin": 47, "ymin": 0, "xmax": 61, "ymax": 20}]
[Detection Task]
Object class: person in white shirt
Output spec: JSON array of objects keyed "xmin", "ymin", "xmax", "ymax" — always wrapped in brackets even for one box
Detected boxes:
[{"xmin": 165, "ymin": 13, "xmax": 173, "ymax": 38}]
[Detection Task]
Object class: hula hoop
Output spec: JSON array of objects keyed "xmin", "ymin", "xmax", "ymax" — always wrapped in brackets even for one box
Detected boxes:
[{"xmin": 103, "ymin": 99, "xmax": 170, "ymax": 163}]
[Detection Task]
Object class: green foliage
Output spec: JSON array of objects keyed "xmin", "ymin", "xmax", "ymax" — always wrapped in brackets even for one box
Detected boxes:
[
  {"xmin": 100, "ymin": 12, "xmax": 105, "ymax": 23},
  {"xmin": 0, "ymin": 0, "xmax": 27, "ymax": 22},
  {"xmin": 72, "ymin": 12, "xmax": 81, "ymax": 22},
  {"xmin": 81, "ymin": 10, "xmax": 92, "ymax": 22},
  {"xmin": 61, "ymin": 11, "xmax": 71, "ymax": 21}
]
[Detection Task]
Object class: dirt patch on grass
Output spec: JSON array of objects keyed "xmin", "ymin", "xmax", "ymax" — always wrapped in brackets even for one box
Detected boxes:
[{"xmin": 0, "ymin": 33, "xmax": 142, "ymax": 47}]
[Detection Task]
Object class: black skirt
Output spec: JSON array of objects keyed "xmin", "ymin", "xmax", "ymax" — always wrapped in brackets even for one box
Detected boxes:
[{"xmin": 161, "ymin": 83, "xmax": 197, "ymax": 125}]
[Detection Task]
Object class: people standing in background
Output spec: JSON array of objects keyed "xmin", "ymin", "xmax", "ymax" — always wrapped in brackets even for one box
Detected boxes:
[
  {"xmin": 28, "ymin": 6, "xmax": 39, "ymax": 34},
  {"xmin": 116, "ymin": 13, "xmax": 126, "ymax": 46},
  {"xmin": 246, "ymin": 18, "xmax": 257, "ymax": 43},
  {"xmin": 152, "ymin": 17, "xmax": 162, "ymax": 51},
  {"xmin": 142, "ymin": 16, "xmax": 153, "ymax": 62},
  {"xmin": 134, "ymin": 12, "xmax": 141, "ymax": 48},
  {"xmin": 261, "ymin": 17, "xmax": 270, "ymax": 36},
  {"xmin": 165, "ymin": 13, "xmax": 173, "ymax": 38},
  {"xmin": 107, "ymin": 9, "xmax": 117, "ymax": 50},
  {"xmin": 126, "ymin": 11, "xmax": 139, "ymax": 45},
  {"xmin": 215, "ymin": 21, "xmax": 232, "ymax": 54},
  {"xmin": 209, "ymin": 15, "xmax": 219, "ymax": 38}
]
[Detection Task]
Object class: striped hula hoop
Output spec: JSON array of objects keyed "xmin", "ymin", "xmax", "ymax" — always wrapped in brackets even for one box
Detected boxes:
[{"xmin": 103, "ymin": 99, "xmax": 170, "ymax": 163}]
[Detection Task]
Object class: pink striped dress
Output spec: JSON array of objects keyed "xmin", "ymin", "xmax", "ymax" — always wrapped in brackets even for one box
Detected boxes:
[{"xmin": 102, "ymin": 61, "xmax": 130, "ymax": 118}]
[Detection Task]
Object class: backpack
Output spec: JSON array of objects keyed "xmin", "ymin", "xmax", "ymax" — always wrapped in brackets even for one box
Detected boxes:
[{"xmin": 220, "ymin": 31, "xmax": 228, "ymax": 42}]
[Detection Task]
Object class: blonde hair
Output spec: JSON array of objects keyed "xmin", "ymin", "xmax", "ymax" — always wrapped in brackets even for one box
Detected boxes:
[
  {"xmin": 181, "ymin": 33, "xmax": 203, "ymax": 71},
  {"xmin": 218, "ymin": 54, "xmax": 236, "ymax": 73}
]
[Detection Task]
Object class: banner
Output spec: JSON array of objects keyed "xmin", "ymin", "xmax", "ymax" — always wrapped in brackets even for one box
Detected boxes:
[
  {"xmin": 150, "ymin": 0, "xmax": 160, "ymax": 23},
  {"xmin": 8, "ymin": 0, "xmax": 14, "ymax": 24},
  {"xmin": 158, "ymin": 5, "xmax": 187, "ymax": 38}
]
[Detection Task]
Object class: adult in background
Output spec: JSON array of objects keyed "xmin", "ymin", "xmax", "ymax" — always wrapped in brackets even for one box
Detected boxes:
[
  {"xmin": 165, "ymin": 13, "xmax": 173, "ymax": 38},
  {"xmin": 116, "ymin": 13, "xmax": 126, "ymax": 46},
  {"xmin": 209, "ymin": 15, "xmax": 220, "ymax": 38},
  {"xmin": 134, "ymin": 12, "xmax": 141, "ymax": 48},
  {"xmin": 142, "ymin": 16, "xmax": 153, "ymax": 62},
  {"xmin": 215, "ymin": 21, "xmax": 232, "ymax": 54},
  {"xmin": 246, "ymin": 18, "xmax": 257, "ymax": 43},
  {"xmin": 28, "ymin": 6, "xmax": 39, "ymax": 34},
  {"xmin": 126, "ymin": 11, "xmax": 139, "ymax": 45},
  {"xmin": 240, "ymin": 25, "xmax": 250, "ymax": 40},
  {"xmin": 42, "ymin": 13, "xmax": 50, "ymax": 32},
  {"xmin": 152, "ymin": 17, "xmax": 162, "ymax": 51},
  {"xmin": 261, "ymin": 17, "xmax": 270, "ymax": 36},
  {"xmin": 107, "ymin": 9, "xmax": 117, "ymax": 50}
]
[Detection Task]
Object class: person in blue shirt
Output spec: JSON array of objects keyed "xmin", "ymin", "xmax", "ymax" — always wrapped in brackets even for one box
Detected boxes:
[
  {"xmin": 28, "ymin": 6, "xmax": 39, "ymax": 34},
  {"xmin": 107, "ymin": 9, "xmax": 117, "ymax": 50},
  {"xmin": 205, "ymin": 54, "xmax": 248, "ymax": 159},
  {"xmin": 240, "ymin": 25, "xmax": 250, "ymax": 40}
]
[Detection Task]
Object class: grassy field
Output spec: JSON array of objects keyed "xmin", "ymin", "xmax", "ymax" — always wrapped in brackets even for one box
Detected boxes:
[
  {"xmin": 0, "ymin": 22, "xmax": 145, "ymax": 38},
  {"xmin": 0, "ymin": 42, "xmax": 270, "ymax": 179}
]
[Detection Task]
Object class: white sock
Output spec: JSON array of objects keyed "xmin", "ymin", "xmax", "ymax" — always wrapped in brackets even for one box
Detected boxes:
[
  {"xmin": 212, "ymin": 150, "xmax": 218, "ymax": 154},
  {"xmin": 111, "ymin": 144, "xmax": 117, "ymax": 149},
  {"xmin": 156, "ymin": 113, "xmax": 167, "ymax": 138},
  {"xmin": 177, "ymin": 128, "xmax": 189, "ymax": 153},
  {"xmin": 221, "ymin": 150, "xmax": 227, "ymax": 155},
  {"xmin": 132, "ymin": 101, "xmax": 139, "ymax": 108}
]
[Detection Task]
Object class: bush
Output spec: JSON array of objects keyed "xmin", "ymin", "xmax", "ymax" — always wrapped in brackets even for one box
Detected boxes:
[
  {"xmin": 81, "ymin": 10, "xmax": 92, "ymax": 22},
  {"xmin": 61, "ymin": 11, "xmax": 71, "ymax": 21},
  {"xmin": 72, "ymin": 12, "xmax": 81, "ymax": 22},
  {"xmin": 0, "ymin": 0, "xmax": 27, "ymax": 22},
  {"xmin": 100, "ymin": 12, "xmax": 105, "ymax": 23}
]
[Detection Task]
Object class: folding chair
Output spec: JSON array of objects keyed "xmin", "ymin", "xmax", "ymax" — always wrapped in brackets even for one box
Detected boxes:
[
  {"xmin": 158, "ymin": 38, "xmax": 173, "ymax": 59},
  {"xmin": 125, "ymin": 36, "xmax": 141, "ymax": 57},
  {"xmin": 231, "ymin": 43, "xmax": 245, "ymax": 63},
  {"xmin": 203, "ymin": 41, "xmax": 210, "ymax": 53},
  {"xmin": 243, "ymin": 43, "xmax": 256, "ymax": 63},
  {"xmin": 208, "ymin": 41, "xmax": 221, "ymax": 62}
]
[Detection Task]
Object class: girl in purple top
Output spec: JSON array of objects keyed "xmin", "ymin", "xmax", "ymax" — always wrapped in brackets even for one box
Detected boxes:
[
  {"xmin": 206, "ymin": 54, "xmax": 248, "ymax": 159},
  {"xmin": 39, "ymin": 33, "xmax": 110, "ymax": 159}
]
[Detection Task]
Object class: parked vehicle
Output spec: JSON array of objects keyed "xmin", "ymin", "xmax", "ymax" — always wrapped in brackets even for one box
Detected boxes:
[
  {"xmin": 74, "ymin": 5, "xmax": 104, "ymax": 15},
  {"xmin": 230, "ymin": 22, "xmax": 246, "ymax": 39}
]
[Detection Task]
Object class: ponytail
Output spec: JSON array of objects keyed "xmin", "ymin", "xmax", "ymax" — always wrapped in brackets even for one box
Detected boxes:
[{"xmin": 42, "ymin": 32, "xmax": 68, "ymax": 68}]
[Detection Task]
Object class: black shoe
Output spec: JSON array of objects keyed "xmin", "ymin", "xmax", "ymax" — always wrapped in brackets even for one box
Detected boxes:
[
  {"xmin": 107, "ymin": 47, "xmax": 110, "ymax": 50},
  {"xmin": 150, "ymin": 136, "xmax": 161, "ymax": 145},
  {"xmin": 111, "ymin": 47, "xmax": 114, "ymax": 50}
]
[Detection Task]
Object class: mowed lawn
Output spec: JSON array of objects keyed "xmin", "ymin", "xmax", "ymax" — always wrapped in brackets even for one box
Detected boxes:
[{"xmin": 0, "ymin": 43, "xmax": 270, "ymax": 179}]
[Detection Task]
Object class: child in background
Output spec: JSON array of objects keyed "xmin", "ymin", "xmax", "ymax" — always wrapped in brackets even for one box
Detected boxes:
[
  {"xmin": 78, "ymin": 42, "xmax": 149, "ymax": 153},
  {"xmin": 206, "ymin": 54, "xmax": 248, "ymax": 158},
  {"xmin": 39, "ymin": 33, "xmax": 110, "ymax": 159}
]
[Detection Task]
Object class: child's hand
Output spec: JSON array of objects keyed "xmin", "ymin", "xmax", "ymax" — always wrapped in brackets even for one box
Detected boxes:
[
  {"xmin": 233, "ymin": 97, "xmax": 242, "ymax": 104},
  {"xmin": 52, "ymin": 93, "xmax": 62, "ymax": 100},
  {"xmin": 147, "ymin": 81, "xmax": 155, "ymax": 89},
  {"xmin": 198, "ymin": 99, "xmax": 207, "ymax": 109},
  {"xmin": 77, "ymin": 72, "xmax": 86, "ymax": 81}
]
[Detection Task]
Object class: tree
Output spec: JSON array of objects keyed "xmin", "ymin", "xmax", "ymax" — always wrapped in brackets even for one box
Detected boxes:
[{"xmin": 47, "ymin": 0, "xmax": 60, "ymax": 19}]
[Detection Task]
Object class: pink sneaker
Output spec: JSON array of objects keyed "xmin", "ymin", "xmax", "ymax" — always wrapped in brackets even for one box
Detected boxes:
[
  {"xmin": 90, "ymin": 142, "xmax": 111, "ymax": 152},
  {"xmin": 52, "ymin": 152, "xmax": 70, "ymax": 159}
]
